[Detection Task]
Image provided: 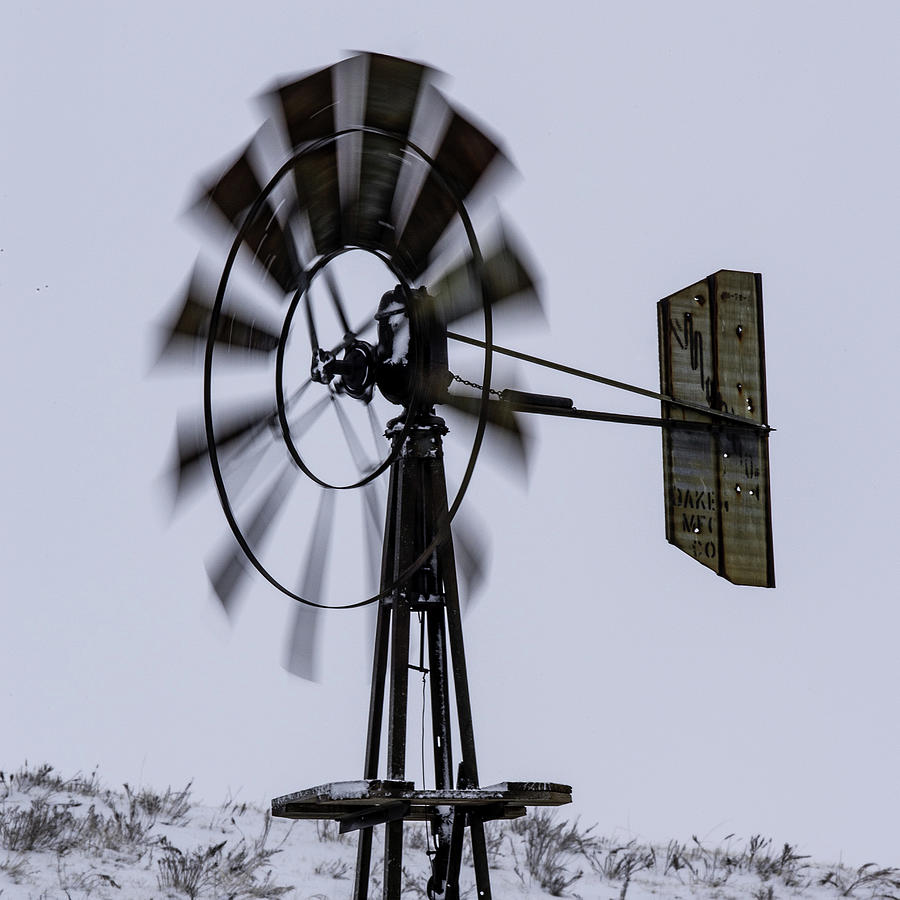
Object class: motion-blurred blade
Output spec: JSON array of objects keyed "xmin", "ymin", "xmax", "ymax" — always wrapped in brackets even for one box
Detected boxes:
[
  {"xmin": 345, "ymin": 54, "xmax": 431, "ymax": 248},
  {"xmin": 323, "ymin": 267, "xmax": 352, "ymax": 335},
  {"xmin": 172, "ymin": 387, "xmax": 330, "ymax": 506},
  {"xmin": 284, "ymin": 604, "xmax": 320, "ymax": 681},
  {"xmin": 284, "ymin": 487, "xmax": 336, "ymax": 678},
  {"xmin": 266, "ymin": 66, "xmax": 342, "ymax": 257},
  {"xmin": 206, "ymin": 466, "xmax": 295, "ymax": 615},
  {"xmin": 286, "ymin": 391, "xmax": 333, "ymax": 441},
  {"xmin": 172, "ymin": 399, "xmax": 276, "ymax": 504},
  {"xmin": 426, "ymin": 227, "xmax": 542, "ymax": 325},
  {"xmin": 268, "ymin": 65, "xmax": 335, "ymax": 146},
  {"xmin": 441, "ymin": 392, "xmax": 529, "ymax": 473},
  {"xmin": 331, "ymin": 394, "xmax": 375, "ymax": 476},
  {"xmin": 394, "ymin": 105, "xmax": 503, "ymax": 279},
  {"xmin": 196, "ymin": 146, "xmax": 302, "ymax": 295},
  {"xmin": 361, "ymin": 481, "xmax": 384, "ymax": 650},
  {"xmin": 291, "ymin": 147, "xmax": 342, "ymax": 258},
  {"xmin": 157, "ymin": 264, "xmax": 281, "ymax": 364},
  {"xmin": 452, "ymin": 512, "xmax": 488, "ymax": 606},
  {"xmin": 301, "ymin": 488, "xmax": 336, "ymax": 602},
  {"xmin": 361, "ymin": 482, "xmax": 384, "ymax": 591},
  {"xmin": 361, "ymin": 403, "xmax": 387, "ymax": 588}
]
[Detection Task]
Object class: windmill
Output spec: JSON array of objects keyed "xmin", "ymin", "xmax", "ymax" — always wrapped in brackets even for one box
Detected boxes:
[{"xmin": 158, "ymin": 51, "xmax": 774, "ymax": 899}]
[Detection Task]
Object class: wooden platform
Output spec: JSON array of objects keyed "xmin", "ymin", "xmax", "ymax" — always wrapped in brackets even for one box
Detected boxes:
[{"xmin": 272, "ymin": 779, "xmax": 572, "ymax": 827}]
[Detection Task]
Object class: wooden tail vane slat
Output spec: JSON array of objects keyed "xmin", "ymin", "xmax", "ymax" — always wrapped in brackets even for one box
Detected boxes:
[{"xmin": 658, "ymin": 270, "xmax": 775, "ymax": 588}]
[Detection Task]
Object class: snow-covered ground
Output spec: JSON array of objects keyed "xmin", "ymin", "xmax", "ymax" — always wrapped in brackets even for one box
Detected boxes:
[{"xmin": 1, "ymin": 764, "xmax": 897, "ymax": 899}]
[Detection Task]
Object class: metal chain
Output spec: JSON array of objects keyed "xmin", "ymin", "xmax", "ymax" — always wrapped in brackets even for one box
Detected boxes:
[{"xmin": 449, "ymin": 372, "xmax": 503, "ymax": 399}]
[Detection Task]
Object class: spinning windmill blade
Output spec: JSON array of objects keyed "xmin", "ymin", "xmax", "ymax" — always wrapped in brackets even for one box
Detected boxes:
[
  {"xmin": 426, "ymin": 222, "xmax": 543, "ymax": 327},
  {"xmin": 169, "ymin": 387, "xmax": 334, "ymax": 508},
  {"xmin": 284, "ymin": 486, "xmax": 336, "ymax": 680},
  {"xmin": 263, "ymin": 62, "xmax": 345, "ymax": 257},
  {"xmin": 206, "ymin": 464, "xmax": 297, "ymax": 616},
  {"xmin": 440, "ymin": 390, "xmax": 531, "ymax": 474},
  {"xmin": 425, "ymin": 224, "xmax": 544, "ymax": 473},
  {"xmin": 394, "ymin": 99, "xmax": 505, "ymax": 280},
  {"xmin": 264, "ymin": 54, "xmax": 434, "ymax": 257},
  {"xmin": 343, "ymin": 54, "xmax": 433, "ymax": 250},
  {"xmin": 156, "ymin": 262, "xmax": 282, "ymax": 365},
  {"xmin": 170, "ymin": 398, "xmax": 277, "ymax": 504},
  {"xmin": 193, "ymin": 138, "xmax": 304, "ymax": 295}
]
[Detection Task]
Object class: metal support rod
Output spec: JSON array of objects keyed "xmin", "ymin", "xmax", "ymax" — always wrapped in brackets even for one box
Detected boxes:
[
  {"xmin": 438, "ymin": 532, "xmax": 480, "ymax": 788},
  {"xmin": 381, "ymin": 456, "xmax": 418, "ymax": 891},
  {"xmin": 425, "ymin": 456, "xmax": 454, "ymax": 794},
  {"xmin": 469, "ymin": 816, "xmax": 493, "ymax": 899},
  {"xmin": 384, "ymin": 819, "xmax": 404, "ymax": 897},
  {"xmin": 444, "ymin": 809, "xmax": 467, "ymax": 900},
  {"xmin": 446, "ymin": 330, "xmax": 770, "ymax": 429},
  {"xmin": 503, "ymin": 400, "xmax": 772, "ymax": 432},
  {"xmin": 354, "ymin": 462, "xmax": 400, "ymax": 900},
  {"xmin": 426, "ymin": 609, "xmax": 453, "ymax": 790}
]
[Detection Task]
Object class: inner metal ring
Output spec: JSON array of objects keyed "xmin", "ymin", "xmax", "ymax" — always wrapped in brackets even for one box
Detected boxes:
[{"xmin": 274, "ymin": 246, "xmax": 416, "ymax": 492}]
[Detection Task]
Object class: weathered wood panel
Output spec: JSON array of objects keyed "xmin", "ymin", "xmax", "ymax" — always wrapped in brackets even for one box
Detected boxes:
[{"xmin": 658, "ymin": 271, "xmax": 775, "ymax": 588}]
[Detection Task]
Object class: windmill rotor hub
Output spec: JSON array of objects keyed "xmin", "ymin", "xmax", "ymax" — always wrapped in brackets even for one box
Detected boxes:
[
  {"xmin": 375, "ymin": 285, "xmax": 451, "ymax": 408},
  {"xmin": 324, "ymin": 339, "xmax": 377, "ymax": 400}
]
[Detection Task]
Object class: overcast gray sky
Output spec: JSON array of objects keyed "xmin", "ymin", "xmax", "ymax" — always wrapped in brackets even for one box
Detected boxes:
[{"xmin": 3, "ymin": 0, "xmax": 899, "ymax": 868}]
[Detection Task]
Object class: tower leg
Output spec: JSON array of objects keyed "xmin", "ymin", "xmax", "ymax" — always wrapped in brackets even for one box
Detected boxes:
[
  {"xmin": 354, "ymin": 462, "xmax": 398, "ymax": 900},
  {"xmin": 469, "ymin": 817, "xmax": 493, "ymax": 899}
]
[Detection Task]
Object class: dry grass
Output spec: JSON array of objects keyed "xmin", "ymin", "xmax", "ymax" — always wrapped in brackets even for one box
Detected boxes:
[
  {"xmin": 509, "ymin": 808, "xmax": 591, "ymax": 895},
  {"xmin": 156, "ymin": 814, "xmax": 291, "ymax": 899},
  {"xmin": 3, "ymin": 762, "xmax": 899, "ymax": 899}
]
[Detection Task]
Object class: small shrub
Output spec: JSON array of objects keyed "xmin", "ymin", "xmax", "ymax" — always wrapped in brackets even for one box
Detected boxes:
[
  {"xmin": 79, "ymin": 792, "xmax": 156, "ymax": 855},
  {"xmin": 820, "ymin": 862, "xmax": 900, "ymax": 897},
  {"xmin": 405, "ymin": 824, "xmax": 428, "ymax": 850},
  {"xmin": 157, "ymin": 814, "xmax": 290, "ymax": 899},
  {"xmin": 56, "ymin": 857, "xmax": 122, "ymax": 896},
  {"xmin": 4, "ymin": 762, "xmax": 102, "ymax": 799},
  {"xmin": 0, "ymin": 853, "xmax": 33, "ymax": 883},
  {"xmin": 753, "ymin": 840, "xmax": 810, "ymax": 886},
  {"xmin": 315, "ymin": 819, "xmax": 347, "ymax": 843},
  {"xmin": 314, "ymin": 858, "xmax": 352, "ymax": 879},
  {"xmin": 207, "ymin": 795, "xmax": 252, "ymax": 834},
  {"xmin": 217, "ymin": 814, "xmax": 291, "ymax": 897},
  {"xmin": 157, "ymin": 839, "xmax": 225, "ymax": 899},
  {"xmin": 664, "ymin": 839, "xmax": 691, "ymax": 876},
  {"xmin": 125, "ymin": 781, "xmax": 192, "ymax": 823},
  {"xmin": 587, "ymin": 839, "xmax": 655, "ymax": 883},
  {"xmin": 401, "ymin": 864, "xmax": 431, "ymax": 897},
  {"xmin": 10, "ymin": 762, "xmax": 65, "ymax": 793},
  {"xmin": 0, "ymin": 797, "xmax": 82, "ymax": 853},
  {"xmin": 481, "ymin": 820, "xmax": 507, "ymax": 859},
  {"xmin": 684, "ymin": 835, "xmax": 735, "ymax": 888},
  {"xmin": 510, "ymin": 809, "xmax": 588, "ymax": 896}
]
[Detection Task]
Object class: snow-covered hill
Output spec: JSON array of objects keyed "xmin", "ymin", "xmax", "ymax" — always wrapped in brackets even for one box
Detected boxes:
[{"xmin": 0, "ymin": 764, "xmax": 897, "ymax": 899}]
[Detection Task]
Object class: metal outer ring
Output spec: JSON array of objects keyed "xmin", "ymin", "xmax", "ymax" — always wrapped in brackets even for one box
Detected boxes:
[
  {"xmin": 204, "ymin": 125, "xmax": 494, "ymax": 610},
  {"xmin": 274, "ymin": 246, "xmax": 415, "ymax": 491}
]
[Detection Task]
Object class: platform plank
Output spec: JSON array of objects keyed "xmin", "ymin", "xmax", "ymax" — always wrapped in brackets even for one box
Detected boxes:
[{"xmin": 272, "ymin": 778, "xmax": 572, "ymax": 822}]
